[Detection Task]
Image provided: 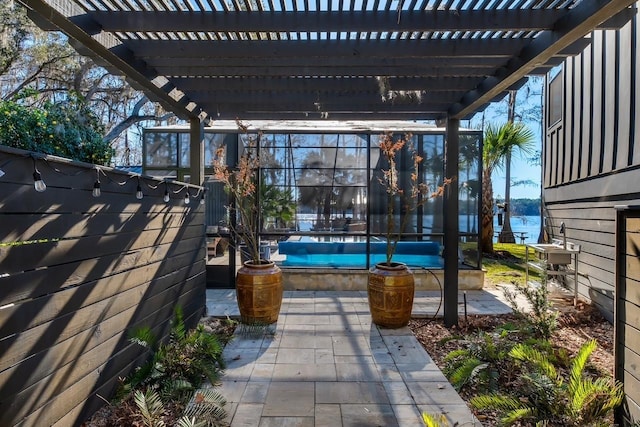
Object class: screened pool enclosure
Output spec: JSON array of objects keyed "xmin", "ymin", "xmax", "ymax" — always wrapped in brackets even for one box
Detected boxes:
[{"xmin": 143, "ymin": 121, "xmax": 482, "ymax": 274}]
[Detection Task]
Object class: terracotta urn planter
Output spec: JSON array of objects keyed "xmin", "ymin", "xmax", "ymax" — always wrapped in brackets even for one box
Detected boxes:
[
  {"xmin": 236, "ymin": 260, "xmax": 283, "ymax": 324},
  {"xmin": 367, "ymin": 262, "xmax": 415, "ymax": 328}
]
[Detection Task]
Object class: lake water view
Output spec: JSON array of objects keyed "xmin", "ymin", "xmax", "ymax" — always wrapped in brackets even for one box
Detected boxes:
[
  {"xmin": 295, "ymin": 214, "xmax": 544, "ymax": 244},
  {"xmin": 494, "ymin": 215, "xmax": 543, "ymax": 244}
]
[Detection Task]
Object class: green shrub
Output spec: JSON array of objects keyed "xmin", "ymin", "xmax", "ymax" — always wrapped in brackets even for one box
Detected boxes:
[{"xmin": 0, "ymin": 95, "xmax": 113, "ymax": 165}]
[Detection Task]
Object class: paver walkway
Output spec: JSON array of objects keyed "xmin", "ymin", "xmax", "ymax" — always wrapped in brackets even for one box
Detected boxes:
[{"xmin": 206, "ymin": 289, "xmax": 522, "ymax": 426}]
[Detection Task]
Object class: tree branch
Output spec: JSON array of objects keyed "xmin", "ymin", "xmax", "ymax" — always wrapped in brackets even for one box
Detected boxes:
[
  {"xmin": 3, "ymin": 52, "xmax": 76, "ymax": 100},
  {"xmin": 103, "ymin": 112, "xmax": 174, "ymax": 143}
]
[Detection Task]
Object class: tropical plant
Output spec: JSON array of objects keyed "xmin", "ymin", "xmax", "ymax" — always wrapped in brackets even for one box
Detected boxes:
[
  {"xmin": 443, "ymin": 329, "xmax": 517, "ymax": 393},
  {"xmin": 120, "ymin": 307, "xmax": 226, "ymax": 402},
  {"xmin": 481, "ymin": 122, "xmax": 535, "ymax": 254},
  {"xmin": 212, "ymin": 120, "xmax": 264, "ymax": 263},
  {"xmin": 377, "ymin": 132, "xmax": 450, "ymax": 265},
  {"xmin": 471, "ymin": 339, "xmax": 623, "ymax": 426},
  {"xmin": 134, "ymin": 388, "xmax": 227, "ymax": 427}
]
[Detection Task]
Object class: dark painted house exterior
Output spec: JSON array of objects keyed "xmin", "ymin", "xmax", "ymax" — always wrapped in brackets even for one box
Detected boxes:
[{"xmin": 544, "ymin": 4, "xmax": 640, "ymax": 423}]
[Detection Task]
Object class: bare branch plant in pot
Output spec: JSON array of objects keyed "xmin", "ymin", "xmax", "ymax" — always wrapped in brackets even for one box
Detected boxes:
[
  {"xmin": 368, "ymin": 132, "xmax": 450, "ymax": 328},
  {"xmin": 212, "ymin": 121, "xmax": 283, "ymax": 324}
]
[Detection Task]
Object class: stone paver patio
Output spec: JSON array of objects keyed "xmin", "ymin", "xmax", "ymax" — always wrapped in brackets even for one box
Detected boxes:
[{"xmin": 206, "ymin": 289, "xmax": 524, "ymax": 426}]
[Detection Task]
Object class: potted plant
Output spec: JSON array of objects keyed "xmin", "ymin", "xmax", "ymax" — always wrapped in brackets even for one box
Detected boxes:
[
  {"xmin": 212, "ymin": 121, "xmax": 283, "ymax": 324},
  {"xmin": 368, "ymin": 132, "xmax": 450, "ymax": 328}
]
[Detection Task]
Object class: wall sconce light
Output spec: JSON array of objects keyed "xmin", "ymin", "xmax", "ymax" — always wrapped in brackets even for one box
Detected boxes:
[
  {"xmin": 92, "ymin": 168, "xmax": 101, "ymax": 197},
  {"xmin": 163, "ymin": 182, "xmax": 170, "ymax": 203},
  {"xmin": 184, "ymin": 189, "xmax": 190, "ymax": 205},
  {"xmin": 136, "ymin": 177, "xmax": 143, "ymax": 200}
]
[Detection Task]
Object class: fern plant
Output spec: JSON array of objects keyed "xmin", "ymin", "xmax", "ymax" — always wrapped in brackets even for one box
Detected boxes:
[{"xmin": 471, "ymin": 339, "xmax": 623, "ymax": 426}]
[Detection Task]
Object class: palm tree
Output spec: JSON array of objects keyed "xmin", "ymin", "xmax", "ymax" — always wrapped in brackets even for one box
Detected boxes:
[{"xmin": 481, "ymin": 122, "xmax": 535, "ymax": 253}]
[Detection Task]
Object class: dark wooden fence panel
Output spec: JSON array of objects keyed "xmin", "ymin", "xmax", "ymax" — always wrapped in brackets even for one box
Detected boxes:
[
  {"xmin": 616, "ymin": 208, "xmax": 640, "ymax": 425},
  {"xmin": 0, "ymin": 146, "xmax": 206, "ymax": 426}
]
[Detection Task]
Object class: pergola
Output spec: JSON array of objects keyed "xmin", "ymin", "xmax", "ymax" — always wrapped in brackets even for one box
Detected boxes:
[{"xmin": 19, "ymin": 0, "xmax": 635, "ymax": 326}]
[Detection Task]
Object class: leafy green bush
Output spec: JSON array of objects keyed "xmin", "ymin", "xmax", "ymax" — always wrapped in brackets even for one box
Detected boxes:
[{"xmin": 0, "ymin": 95, "xmax": 113, "ymax": 165}]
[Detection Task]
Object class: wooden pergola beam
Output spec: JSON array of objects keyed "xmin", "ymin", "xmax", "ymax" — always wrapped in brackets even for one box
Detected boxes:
[
  {"xmin": 449, "ymin": 0, "xmax": 637, "ymax": 119},
  {"xmin": 170, "ymin": 76, "xmax": 486, "ymax": 92},
  {"xmin": 127, "ymin": 38, "xmax": 531, "ymax": 59},
  {"xmin": 87, "ymin": 9, "xmax": 564, "ymax": 33}
]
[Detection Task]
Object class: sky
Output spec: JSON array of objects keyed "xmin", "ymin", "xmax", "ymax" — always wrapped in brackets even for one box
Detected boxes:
[{"xmin": 464, "ymin": 77, "xmax": 544, "ymax": 201}]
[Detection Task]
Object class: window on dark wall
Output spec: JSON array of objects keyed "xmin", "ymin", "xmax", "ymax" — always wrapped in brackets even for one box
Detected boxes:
[{"xmin": 549, "ymin": 70, "xmax": 564, "ymax": 127}]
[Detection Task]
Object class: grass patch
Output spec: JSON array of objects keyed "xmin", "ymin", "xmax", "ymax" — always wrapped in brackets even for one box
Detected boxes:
[{"xmin": 483, "ymin": 243, "xmax": 541, "ymax": 286}]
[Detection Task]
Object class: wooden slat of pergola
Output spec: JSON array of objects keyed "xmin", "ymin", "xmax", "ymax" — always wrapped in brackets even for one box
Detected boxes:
[{"xmin": 20, "ymin": 0, "xmax": 636, "ymax": 122}]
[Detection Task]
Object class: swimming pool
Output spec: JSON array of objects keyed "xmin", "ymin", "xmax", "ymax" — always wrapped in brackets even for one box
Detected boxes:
[{"xmin": 277, "ymin": 239, "xmax": 444, "ymax": 268}]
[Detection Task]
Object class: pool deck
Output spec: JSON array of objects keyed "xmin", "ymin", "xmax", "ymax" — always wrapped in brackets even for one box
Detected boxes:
[{"xmin": 207, "ymin": 288, "xmax": 530, "ymax": 426}]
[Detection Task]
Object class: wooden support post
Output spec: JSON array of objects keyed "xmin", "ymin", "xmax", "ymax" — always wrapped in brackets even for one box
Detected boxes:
[
  {"xmin": 444, "ymin": 117, "xmax": 460, "ymax": 327},
  {"xmin": 189, "ymin": 118, "xmax": 204, "ymax": 186}
]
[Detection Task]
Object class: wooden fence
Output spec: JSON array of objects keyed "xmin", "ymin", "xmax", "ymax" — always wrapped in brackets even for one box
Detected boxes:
[{"xmin": 0, "ymin": 146, "xmax": 206, "ymax": 426}]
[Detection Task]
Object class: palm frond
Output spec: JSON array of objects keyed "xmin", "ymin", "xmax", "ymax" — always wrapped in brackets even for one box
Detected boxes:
[
  {"xmin": 471, "ymin": 394, "xmax": 523, "ymax": 411},
  {"xmin": 483, "ymin": 121, "xmax": 535, "ymax": 172},
  {"xmin": 571, "ymin": 377, "xmax": 624, "ymax": 422},
  {"xmin": 421, "ymin": 412, "xmax": 449, "ymax": 426},
  {"xmin": 133, "ymin": 389, "xmax": 166, "ymax": 427},
  {"xmin": 509, "ymin": 343, "xmax": 557, "ymax": 381},
  {"xmin": 448, "ymin": 358, "xmax": 486, "ymax": 391},
  {"xmin": 176, "ymin": 416, "xmax": 207, "ymax": 427},
  {"xmin": 183, "ymin": 388, "xmax": 228, "ymax": 427},
  {"xmin": 502, "ymin": 407, "xmax": 537, "ymax": 424},
  {"xmin": 194, "ymin": 359, "xmax": 224, "ymax": 386},
  {"xmin": 443, "ymin": 348, "xmax": 471, "ymax": 363},
  {"xmin": 129, "ymin": 326, "xmax": 157, "ymax": 349},
  {"xmin": 159, "ymin": 378, "xmax": 195, "ymax": 402},
  {"xmin": 172, "ymin": 305, "xmax": 186, "ymax": 341},
  {"xmin": 568, "ymin": 339, "xmax": 597, "ymax": 397}
]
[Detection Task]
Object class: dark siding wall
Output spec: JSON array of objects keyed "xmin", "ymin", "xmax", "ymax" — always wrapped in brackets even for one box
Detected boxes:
[
  {"xmin": 0, "ymin": 147, "xmax": 206, "ymax": 426},
  {"xmin": 616, "ymin": 210, "xmax": 640, "ymax": 424},
  {"xmin": 544, "ymin": 7, "xmax": 640, "ymax": 322}
]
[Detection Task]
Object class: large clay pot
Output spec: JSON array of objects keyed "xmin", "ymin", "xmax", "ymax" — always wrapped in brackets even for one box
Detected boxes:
[
  {"xmin": 236, "ymin": 260, "xmax": 283, "ymax": 324},
  {"xmin": 367, "ymin": 262, "xmax": 415, "ymax": 328}
]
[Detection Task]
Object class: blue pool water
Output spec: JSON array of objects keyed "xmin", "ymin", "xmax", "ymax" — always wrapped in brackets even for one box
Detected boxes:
[{"xmin": 278, "ymin": 238, "xmax": 444, "ymax": 268}]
